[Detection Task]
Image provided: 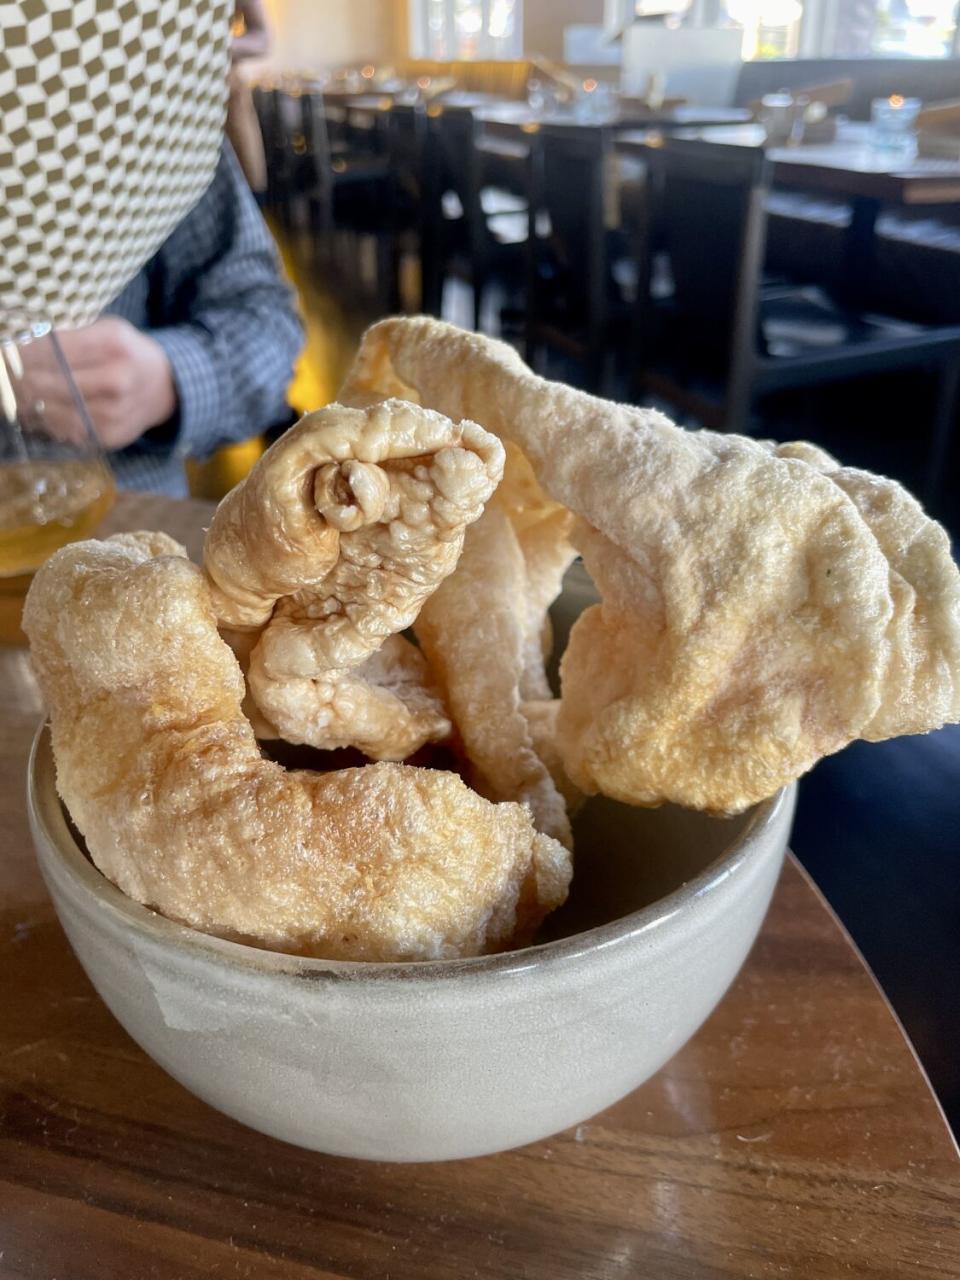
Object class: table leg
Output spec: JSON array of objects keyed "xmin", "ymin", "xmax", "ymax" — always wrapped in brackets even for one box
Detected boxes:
[
  {"xmin": 925, "ymin": 356, "xmax": 960, "ymax": 510},
  {"xmin": 842, "ymin": 196, "xmax": 880, "ymax": 302}
]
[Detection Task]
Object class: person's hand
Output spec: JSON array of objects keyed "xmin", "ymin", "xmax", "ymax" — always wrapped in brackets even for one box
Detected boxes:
[{"xmin": 28, "ymin": 317, "xmax": 177, "ymax": 451}]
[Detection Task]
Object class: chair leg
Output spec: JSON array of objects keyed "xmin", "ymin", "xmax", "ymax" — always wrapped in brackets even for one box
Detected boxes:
[
  {"xmin": 723, "ymin": 363, "xmax": 754, "ymax": 435},
  {"xmin": 421, "ymin": 235, "xmax": 443, "ymax": 316},
  {"xmin": 472, "ymin": 271, "xmax": 486, "ymax": 333},
  {"xmin": 306, "ymin": 196, "xmax": 327, "ymax": 270},
  {"xmin": 586, "ymin": 345, "xmax": 605, "ymax": 394},
  {"xmin": 390, "ymin": 238, "xmax": 404, "ymax": 313},
  {"xmin": 375, "ymin": 235, "xmax": 395, "ymax": 313},
  {"xmin": 925, "ymin": 356, "xmax": 960, "ymax": 510}
]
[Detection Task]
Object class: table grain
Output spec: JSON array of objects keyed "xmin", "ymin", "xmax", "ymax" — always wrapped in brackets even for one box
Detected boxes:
[{"xmin": 1, "ymin": 492, "xmax": 958, "ymax": 1280}]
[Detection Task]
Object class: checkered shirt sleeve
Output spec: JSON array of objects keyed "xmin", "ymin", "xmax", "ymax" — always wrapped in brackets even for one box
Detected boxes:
[{"xmin": 106, "ymin": 142, "xmax": 303, "ymax": 495}]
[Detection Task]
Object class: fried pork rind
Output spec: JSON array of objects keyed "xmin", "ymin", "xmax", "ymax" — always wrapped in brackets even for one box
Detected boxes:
[
  {"xmin": 204, "ymin": 399, "xmax": 504, "ymax": 760},
  {"xmin": 341, "ymin": 317, "xmax": 960, "ymax": 814},
  {"xmin": 415, "ymin": 494, "xmax": 576, "ymax": 846},
  {"xmin": 332, "ymin": 387, "xmax": 580, "ymax": 841},
  {"xmin": 23, "ymin": 533, "xmax": 571, "ymax": 961},
  {"xmin": 497, "ymin": 444, "xmax": 577, "ymax": 704}
]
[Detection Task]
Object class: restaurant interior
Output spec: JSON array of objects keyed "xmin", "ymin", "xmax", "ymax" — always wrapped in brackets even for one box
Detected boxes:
[
  {"xmin": 229, "ymin": 0, "xmax": 960, "ymax": 1131},
  {"xmin": 2, "ymin": 3, "xmax": 960, "ymax": 1261}
]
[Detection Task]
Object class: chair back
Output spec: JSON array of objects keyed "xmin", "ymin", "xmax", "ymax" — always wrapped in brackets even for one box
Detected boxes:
[
  {"xmin": 319, "ymin": 96, "xmax": 351, "ymax": 153},
  {"xmin": 426, "ymin": 104, "xmax": 493, "ymax": 260},
  {"xmin": 299, "ymin": 92, "xmax": 334, "ymax": 195},
  {"xmin": 528, "ymin": 125, "xmax": 608, "ymax": 329},
  {"xmin": 644, "ymin": 134, "xmax": 771, "ymax": 351},
  {"xmin": 423, "ymin": 103, "xmax": 524, "ymax": 316},
  {"xmin": 428, "ymin": 105, "xmax": 481, "ymax": 214},
  {"xmin": 385, "ymin": 103, "xmax": 426, "ymax": 205},
  {"xmin": 258, "ymin": 87, "xmax": 308, "ymax": 206}
]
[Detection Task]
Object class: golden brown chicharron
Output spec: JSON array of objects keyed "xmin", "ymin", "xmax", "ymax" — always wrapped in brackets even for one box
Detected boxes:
[
  {"xmin": 340, "ymin": 317, "xmax": 960, "ymax": 815},
  {"xmin": 23, "ymin": 531, "xmax": 571, "ymax": 962},
  {"xmin": 414, "ymin": 494, "xmax": 576, "ymax": 847},
  {"xmin": 25, "ymin": 317, "xmax": 960, "ymax": 962},
  {"xmin": 204, "ymin": 399, "xmax": 504, "ymax": 761}
]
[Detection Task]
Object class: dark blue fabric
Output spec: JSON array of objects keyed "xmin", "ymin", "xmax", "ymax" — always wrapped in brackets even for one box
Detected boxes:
[{"xmin": 105, "ymin": 143, "xmax": 303, "ymax": 495}]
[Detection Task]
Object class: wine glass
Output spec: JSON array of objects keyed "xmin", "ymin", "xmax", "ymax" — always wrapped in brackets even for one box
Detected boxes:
[{"xmin": 0, "ymin": 322, "xmax": 115, "ymax": 644}]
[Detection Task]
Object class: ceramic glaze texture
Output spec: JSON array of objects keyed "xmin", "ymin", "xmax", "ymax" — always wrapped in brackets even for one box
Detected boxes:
[{"xmin": 29, "ymin": 724, "xmax": 793, "ymax": 1162}]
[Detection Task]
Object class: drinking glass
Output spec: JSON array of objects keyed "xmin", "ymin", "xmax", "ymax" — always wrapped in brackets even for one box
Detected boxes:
[
  {"xmin": 870, "ymin": 95, "xmax": 921, "ymax": 154},
  {"xmin": 576, "ymin": 79, "xmax": 615, "ymax": 124},
  {"xmin": 759, "ymin": 91, "xmax": 807, "ymax": 146},
  {"xmin": 0, "ymin": 323, "xmax": 115, "ymax": 643},
  {"xmin": 526, "ymin": 76, "xmax": 545, "ymax": 113}
]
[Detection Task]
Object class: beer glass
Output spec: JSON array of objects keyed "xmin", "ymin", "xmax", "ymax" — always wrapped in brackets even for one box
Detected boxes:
[{"xmin": 0, "ymin": 323, "xmax": 114, "ymax": 643}]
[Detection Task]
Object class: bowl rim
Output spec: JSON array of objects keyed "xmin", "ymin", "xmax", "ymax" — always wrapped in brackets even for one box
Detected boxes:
[{"xmin": 29, "ymin": 722, "xmax": 791, "ymax": 983}]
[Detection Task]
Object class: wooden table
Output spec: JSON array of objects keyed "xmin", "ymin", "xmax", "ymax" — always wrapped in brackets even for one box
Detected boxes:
[
  {"xmin": 476, "ymin": 102, "xmax": 753, "ymax": 135},
  {"xmin": 472, "ymin": 104, "xmax": 754, "ymax": 210},
  {"xmin": 2, "ymin": 493, "xmax": 959, "ymax": 1279},
  {"xmin": 617, "ymin": 121, "xmax": 960, "ymax": 296},
  {"xmin": 617, "ymin": 121, "xmax": 960, "ymax": 204}
]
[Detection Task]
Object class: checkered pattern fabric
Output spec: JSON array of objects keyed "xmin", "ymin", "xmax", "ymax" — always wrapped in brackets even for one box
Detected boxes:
[{"xmin": 0, "ymin": 0, "xmax": 232, "ymax": 340}]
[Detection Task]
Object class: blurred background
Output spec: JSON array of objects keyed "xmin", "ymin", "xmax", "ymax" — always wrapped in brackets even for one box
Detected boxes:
[{"xmin": 237, "ymin": 0, "xmax": 960, "ymax": 1131}]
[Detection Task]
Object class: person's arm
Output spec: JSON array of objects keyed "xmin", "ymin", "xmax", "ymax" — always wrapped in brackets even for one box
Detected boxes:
[
  {"xmin": 138, "ymin": 144, "xmax": 303, "ymax": 461},
  {"xmin": 35, "ymin": 145, "xmax": 302, "ymax": 458},
  {"xmin": 232, "ymin": 0, "xmax": 270, "ymax": 61}
]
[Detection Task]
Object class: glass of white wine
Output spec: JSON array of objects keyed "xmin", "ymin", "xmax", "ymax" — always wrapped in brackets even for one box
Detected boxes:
[{"xmin": 0, "ymin": 322, "xmax": 115, "ymax": 644}]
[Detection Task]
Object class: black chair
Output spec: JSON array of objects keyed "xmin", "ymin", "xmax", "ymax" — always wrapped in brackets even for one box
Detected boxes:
[
  {"xmin": 765, "ymin": 187, "xmax": 960, "ymax": 329},
  {"xmin": 255, "ymin": 87, "xmax": 308, "ymax": 225},
  {"xmin": 341, "ymin": 99, "xmax": 390, "ymax": 157},
  {"xmin": 525, "ymin": 124, "xmax": 634, "ymax": 391},
  {"xmin": 474, "ymin": 120, "xmax": 531, "ymax": 202},
  {"xmin": 631, "ymin": 134, "xmax": 960, "ymax": 498},
  {"xmin": 304, "ymin": 97, "xmax": 430, "ymax": 312},
  {"xmin": 317, "ymin": 95, "xmax": 353, "ymax": 157},
  {"xmin": 382, "ymin": 103, "xmax": 428, "ymax": 311},
  {"xmin": 421, "ymin": 104, "xmax": 529, "ymax": 330},
  {"xmin": 297, "ymin": 93, "xmax": 397, "ymax": 302}
]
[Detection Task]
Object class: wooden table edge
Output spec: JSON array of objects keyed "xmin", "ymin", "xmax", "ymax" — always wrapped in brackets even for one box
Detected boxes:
[{"xmin": 786, "ymin": 850, "xmax": 959, "ymax": 1157}]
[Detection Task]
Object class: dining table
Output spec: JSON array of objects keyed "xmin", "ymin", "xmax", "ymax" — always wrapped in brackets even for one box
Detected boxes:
[
  {"xmin": 617, "ymin": 120, "xmax": 960, "ymax": 291},
  {"xmin": 314, "ymin": 83, "xmax": 411, "ymax": 103},
  {"xmin": 2, "ymin": 490, "xmax": 959, "ymax": 1279},
  {"xmin": 475, "ymin": 100, "xmax": 753, "ymax": 139},
  {"xmin": 470, "ymin": 102, "xmax": 755, "ymax": 209}
]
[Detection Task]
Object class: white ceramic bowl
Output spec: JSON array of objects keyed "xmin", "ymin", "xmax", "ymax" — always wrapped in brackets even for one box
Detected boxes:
[{"xmin": 28, "ymin": 724, "xmax": 793, "ymax": 1162}]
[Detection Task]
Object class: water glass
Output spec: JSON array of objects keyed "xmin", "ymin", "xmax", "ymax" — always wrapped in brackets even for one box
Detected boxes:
[
  {"xmin": 0, "ymin": 323, "xmax": 114, "ymax": 643},
  {"xmin": 870, "ymin": 96, "xmax": 921, "ymax": 153}
]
